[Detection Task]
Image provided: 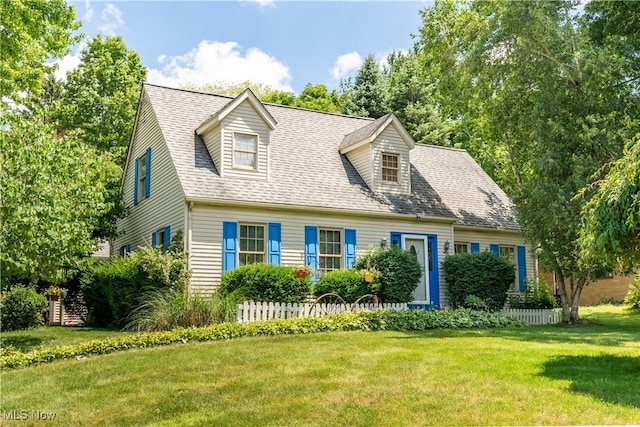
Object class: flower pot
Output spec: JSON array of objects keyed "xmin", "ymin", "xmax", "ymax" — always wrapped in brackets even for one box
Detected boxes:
[
  {"xmin": 49, "ymin": 295, "xmax": 59, "ymax": 301},
  {"xmin": 364, "ymin": 272, "xmax": 374, "ymax": 283},
  {"xmin": 296, "ymin": 270, "xmax": 308, "ymax": 279}
]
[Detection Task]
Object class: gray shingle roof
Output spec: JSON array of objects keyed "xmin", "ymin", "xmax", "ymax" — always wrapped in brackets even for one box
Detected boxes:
[
  {"xmin": 339, "ymin": 113, "xmax": 392, "ymax": 151},
  {"xmin": 143, "ymin": 84, "xmax": 519, "ymax": 230}
]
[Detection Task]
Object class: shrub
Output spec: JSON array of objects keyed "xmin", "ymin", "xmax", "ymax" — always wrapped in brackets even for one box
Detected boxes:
[
  {"xmin": 442, "ymin": 251, "xmax": 515, "ymax": 311},
  {"xmin": 353, "ymin": 246, "xmax": 422, "ymax": 303},
  {"xmin": 124, "ymin": 289, "xmax": 239, "ymax": 331},
  {"xmin": 624, "ymin": 275, "xmax": 640, "ymax": 310},
  {"xmin": 313, "ymin": 269, "xmax": 378, "ymax": 302},
  {"xmin": 81, "ymin": 244, "xmax": 191, "ymax": 328},
  {"xmin": 509, "ymin": 279, "xmax": 558, "ymax": 309},
  {"xmin": 0, "ymin": 287, "xmax": 48, "ymax": 331},
  {"xmin": 219, "ymin": 263, "xmax": 310, "ymax": 303}
]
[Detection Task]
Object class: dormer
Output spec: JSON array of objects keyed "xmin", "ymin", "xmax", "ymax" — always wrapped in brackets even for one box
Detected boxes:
[
  {"xmin": 339, "ymin": 113, "xmax": 415, "ymax": 195},
  {"xmin": 196, "ymin": 89, "xmax": 277, "ymax": 180}
]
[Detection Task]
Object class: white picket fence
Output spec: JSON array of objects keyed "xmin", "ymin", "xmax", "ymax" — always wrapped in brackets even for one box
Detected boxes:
[
  {"xmin": 236, "ymin": 301, "xmax": 407, "ymax": 324},
  {"xmin": 501, "ymin": 308, "xmax": 563, "ymax": 325}
]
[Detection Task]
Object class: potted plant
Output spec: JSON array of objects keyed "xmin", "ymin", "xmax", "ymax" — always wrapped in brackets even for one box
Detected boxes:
[
  {"xmin": 292, "ymin": 265, "xmax": 314, "ymax": 279},
  {"xmin": 44, "ymin": 286, "xmax": 67, "ymax": 301}
]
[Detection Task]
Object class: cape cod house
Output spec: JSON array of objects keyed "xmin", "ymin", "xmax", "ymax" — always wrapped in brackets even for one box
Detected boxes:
[{"xmin": 114, "ymin": 83, "xmax": 536, "ymax": 307}]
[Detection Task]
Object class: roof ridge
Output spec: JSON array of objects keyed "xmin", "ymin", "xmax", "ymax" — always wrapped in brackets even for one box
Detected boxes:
[{"xmin": 143, "ymin": 81, "xmax": 375, "ymax": 122}]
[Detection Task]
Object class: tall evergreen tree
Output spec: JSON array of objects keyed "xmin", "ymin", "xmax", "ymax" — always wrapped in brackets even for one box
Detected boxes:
[{"xmin": 341, "ymin": 55, "xmax": 387, "ymax": 118}]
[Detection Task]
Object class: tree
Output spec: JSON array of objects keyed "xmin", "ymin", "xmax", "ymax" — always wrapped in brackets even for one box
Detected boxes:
[
  {"xmin": 386, "ymin": 51, "xmax": 452, "ymax": 146},
  {"xmin": 341, "ymin": 55, "xmax": 387, "ymax": 118},
  {"xmin": 56, "ymin": 35, "xmax": 147, "ymax": 164},
  {"xmin": 580, "ymin": 137, "xmax": 640, "ymax": 271},
  {"xmin": 295, "ymin": 83, "xmax": 341, "ymax": 113},
  {"xmin": 0, "ymin": 0, "xmax": 80, "ymax": 104},
  {"xmin": 416, "ymin": 0, "xmax": 640, "ymax": 322},
  {"xmin": 0, "ymin": 112, "xmax": 112, "ymax": 286}
]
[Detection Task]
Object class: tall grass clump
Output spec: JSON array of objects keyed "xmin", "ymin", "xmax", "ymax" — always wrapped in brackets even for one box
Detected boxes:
[{"xmin": 124, "ymin": 289, "xmax": 238, "ymax": 331}]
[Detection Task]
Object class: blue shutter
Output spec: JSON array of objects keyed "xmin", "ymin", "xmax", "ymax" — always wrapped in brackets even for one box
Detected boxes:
[
  {"xmin": 134, "ymin": 157, "xmax": 139, "ymax": 205},
  {"xmin": 151, "ymin": 231, "xmax": 157, "ymax": 247},
  {"xmin": 470, "ymin": 242, "xmax": 480, "ymax": 253},
  {"xmin": 344, "ymin": 229, "xmax": 356, "ymax": 269},
  {"xmin": 305, "ymin": 226, "xmax": 319, "ymax": 280},
  {"xmin": 164, "ymin": 226, "xmax": 171, "ymax": 249},
  {"xmin": 268, "ymin": 223, "xmax": 281, "ymax": 265},
  {"xmin": 144, "ymin": 147, "xmax": 151, "ymax": 198},
  {"xmin": 390, "ymin": 232, "xmax": 402, "ymax": 248},
  {"xmin": 517, "ymin": 246, "xmax": 527, "ymax": 291},
  {"xmin": 489, "ymin": 244, "xmax": 500, "ymax": 256},
  {"xmin": 126, "ymin": 244, "xmax": 131, "ymax": 255},
  {"xmin": 223, "ymin": 221, "xmax": 237, "ymax": 272}
]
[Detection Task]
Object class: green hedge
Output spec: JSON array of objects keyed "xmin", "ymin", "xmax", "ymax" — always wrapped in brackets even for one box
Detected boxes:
[
  {"xmin": 0, "ymin": 287, "xmax": 48, "ymax": 331},
  {"xmin": 0, "ymin": 309, "xmax": 525, "ymax": 370},
  {"xmin": 219, "ymin": 263, "xmax": 310, "ymax": 303},
  {"xmin": 442, "ymin": 251, "xmax": 515, "ymax": 311},
  {"xmin": 313, "ymin": 269, "xmax": 376, "ymax": 302},
  {"xmin": 353, "ymin": 246, "xmax": 422, "ymax": 303}
]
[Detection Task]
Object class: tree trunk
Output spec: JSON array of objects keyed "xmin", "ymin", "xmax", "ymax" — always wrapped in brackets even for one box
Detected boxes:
[{"xmin": 555, "ymin": 270, "xmax": 584, "ymax": 323}]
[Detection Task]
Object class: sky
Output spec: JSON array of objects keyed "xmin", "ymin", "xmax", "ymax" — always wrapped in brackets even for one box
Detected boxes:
[{"xmin": 56, "ymin": 0, "xmax": 433, "ymax": 94}]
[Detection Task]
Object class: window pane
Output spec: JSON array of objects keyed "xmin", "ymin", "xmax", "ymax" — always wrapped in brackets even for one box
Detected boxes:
[{"xmin": 235, "ymin": 134, "xmax": 256, "ymax": 151}]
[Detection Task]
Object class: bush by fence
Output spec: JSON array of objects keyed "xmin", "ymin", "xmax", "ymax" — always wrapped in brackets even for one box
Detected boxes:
[
  {"xmin": 442, "ymin": 251, "xmax": 515, "ymax": 311},
  {"xmin": 219, "ymin": 264, "xmax": 311, "ymax": 304}
]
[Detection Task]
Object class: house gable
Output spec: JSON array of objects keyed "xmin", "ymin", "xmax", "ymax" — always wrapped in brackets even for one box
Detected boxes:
[
  {"xmin": 340, "ymin": 114, "xmax": 414, "ymax": 195},
  {"xmin": 196, "ymin": 89, "xmax": 275, "ymax": 180}
]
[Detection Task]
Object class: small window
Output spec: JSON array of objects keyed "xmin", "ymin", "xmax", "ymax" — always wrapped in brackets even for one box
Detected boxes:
[
  {"xmin": 239, "ymin": 224, "xmax": 265, "ymax": 265},
  {"xmin": 138, "ymin": 153, "xmax": 147, "ymax": 201},
  {"xmin": 118, "ymin": 245, "xmax": 129, "ymax": 257},
  {"xmin": 155, "ymin": 228, "xmax": 166, "ymax": 248},
  {"xmin": 454, "ymin": 243, "xmax": 469, "ymax": 254},
  {"xmin": 500, "ymin": 246, "xmax": 515, "ymax": 262},
  {"xmin": 233, "ymin": 134, "xmax": 257, "ymax": 169},
  {"xmin": 319, "ymin": 229, "xmax": 342, "ymax": 273},
  {"xmin": 382, "ymin": 153, "xmax": 399, "ymax": 183}
]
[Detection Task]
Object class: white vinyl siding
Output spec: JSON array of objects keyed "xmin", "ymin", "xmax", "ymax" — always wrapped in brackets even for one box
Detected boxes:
[
  {"xmin": 344, "ymin": 144, "xmax": 373, "ymax": 188},
  {"xmin": 372, "ymin": 125, "xmax": 411, "ymax": 195},
  {"xmin": 114, "ymin": 91, "xmax": 185, "ymax": 254},
  {"xmin": 188, "ymin": 204, "xmax": 454, "ymax": 300},
  {"xmin": 221, "ymin": 100, "xmax": 270, "ymax": 180},
  {"xmin": 202, "ymin": 125, "xmax": 222, "ymax": 175}
]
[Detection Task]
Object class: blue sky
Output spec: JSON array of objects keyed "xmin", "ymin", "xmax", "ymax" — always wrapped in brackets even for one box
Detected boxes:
[{"xmin": 58, "ymin": 1, "xmax": 432, "ymax": 93}]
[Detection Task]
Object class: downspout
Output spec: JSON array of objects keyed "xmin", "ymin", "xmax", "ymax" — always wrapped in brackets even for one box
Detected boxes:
[{"xmin": 186, "ymin": 201, "xmax": 194, "ymax": 271}]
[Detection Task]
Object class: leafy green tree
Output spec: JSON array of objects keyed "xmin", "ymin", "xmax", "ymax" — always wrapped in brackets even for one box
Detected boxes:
[
  {"xmin": 416, "ymin": 0, "xmax": 640, "ymax": 322},
  {"xmin": 386, "ymin": 51, "xmax": 452, "ymax": 146},
  {"xmin": 580, "ymin": 137, "xmax": 640, "ymax": 271},
  {"xmin": 0, "ymin": 0, "xmax": 80, "ymax": 104},
  {"xmin": 56, "ymin": 35, "xmax": 147, "ymax": 164},
  {"xmin": 295, "ymin": 83, "xmax": 341, "ymax": 113},
  {"xmin": 0, "ymin": 112, "xmax": 111, "ymax": 286},
  {"xmin": 341, "ymin": 55, "xmax": 387, "ymax": 118}
]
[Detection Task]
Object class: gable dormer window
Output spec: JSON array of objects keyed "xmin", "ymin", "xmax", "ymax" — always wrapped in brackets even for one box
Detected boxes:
[
  {"xmin": 382, "ymin": 153, "xmax": 399, "ymax": 183},
  {"xmin": 233, "ymin": 133, "xmax": 257, "ymax": 169}
]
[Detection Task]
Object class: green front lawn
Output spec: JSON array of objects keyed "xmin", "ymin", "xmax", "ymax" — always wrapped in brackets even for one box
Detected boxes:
[{"xmin": 2, "ymin": 306, "xmax": 639, "ymax": 426}]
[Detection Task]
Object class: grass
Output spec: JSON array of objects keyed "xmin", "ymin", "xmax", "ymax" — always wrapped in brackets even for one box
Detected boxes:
[
  {"xmin": 0, "ymin": 327, "xmax": 128, "ymax": 353},
  {"xmin": 1, "ymin": 305, "xmax": 639, "ymax": 426}
]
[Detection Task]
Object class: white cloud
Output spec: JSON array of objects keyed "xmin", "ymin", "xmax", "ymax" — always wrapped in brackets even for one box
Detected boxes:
[
  {"xmin": 51, "ymin": 42, "xmax": 87, "ymax": 81},
  {"xmin": 82, "ymin": 0, "xmax": 94, "ymax": 23},
  {"xmin": 243, "ymin": 0, "xmax": 276, "ymax": 8},
  {"xmin": 330, "ymin": 51, "xmax": 363, "ymax": 81},
  {"xmin": 98, "ymin": 3, "xmax": 124, "ymax": 36},
  {"xmin": 147, "ymin": 40, "xmax": 293, "ymax": 92}
]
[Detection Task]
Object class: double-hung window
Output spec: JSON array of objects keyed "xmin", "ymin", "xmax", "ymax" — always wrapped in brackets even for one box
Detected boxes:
[
  {"xmin": 134, "ymin": 147, "xmax": 151, "ymax": 205},
  {"xmin": 454, "ymin": 242, "xmax": 469, "ymax": 254},
  {"xmin": 138, "ymin": 153, "xmax": 147, "ymax": 201},
  {"xmin": 499, "ymin": 246, "xmax": 515, "ymax": 262},
  {"xmin": 233, "ymin": 133, "xmax": 257, "ymax": 169},
  {"xmin": 239, "ymin": 224, "xmax": 265, "ymax": 265},
  {"xmin": 382, "ymin": 153, "xmax": 399, "ymax": 183},
  {"xmin": 319, "ymin": 229, "xmax": 342, "ymax": 273}
]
